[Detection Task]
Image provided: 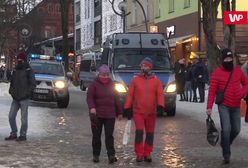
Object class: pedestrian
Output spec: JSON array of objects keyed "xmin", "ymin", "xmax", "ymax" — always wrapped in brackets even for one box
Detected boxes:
[
  {"xmin": 192, "ymin": 57, "xmax": 208, "ymax": 103},
  {"xmin": 86, "ymin": 64, "xmax": 123, "ymax": 164},
  {"xmin": 174, "ymin": 58, "xmax": 186, "ymax": 101},
  {"xmin": 206, "ymin": 48, "xmax": 248, "ymax": 164},
  {"xmin": 184, "ymin": 62, "xmax": 193, "ymax": 102},
  {"xmin": 5, "ymin": 52, "xmax": 36, "ymax": 141},
  {"xmin": 124, "ymin": 57, "xmax": 164, "ymax": 162}
]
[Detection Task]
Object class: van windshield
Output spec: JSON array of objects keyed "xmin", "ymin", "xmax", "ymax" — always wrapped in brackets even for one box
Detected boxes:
[{"xmin": 113, "ymin": 49, "xmax": 171, "ymax": 70}]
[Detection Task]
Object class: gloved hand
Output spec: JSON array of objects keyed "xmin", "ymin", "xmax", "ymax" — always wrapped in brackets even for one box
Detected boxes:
[
  {"xmin": 157, "ymin": 105, "xmax": 164, "ymax": 114},
  {"xmin": 124, "ymin": 108, "xmax": 133, "ymax": 120},
  {"xmin": 89, "ymin": 113, "xmax": 98, "ymax": 124}
]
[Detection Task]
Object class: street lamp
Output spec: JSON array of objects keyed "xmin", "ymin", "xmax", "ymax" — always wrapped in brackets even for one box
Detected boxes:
[
  {"xmin": 109, "ymin": 0, "xmax": 130, "ymax": 33},
  {"xmin": 109, "ymin": 0, "xmax": 148, "ymax": 33}
]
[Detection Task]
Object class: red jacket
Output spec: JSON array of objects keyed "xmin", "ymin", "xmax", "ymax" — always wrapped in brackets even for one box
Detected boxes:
[
  {"xmin": 124, "ymin": 74, "xmax": 164, "ymax": 116},
  {"xmin": 207, "ymin": 65, "xmax": 248, "ymax": 109}
]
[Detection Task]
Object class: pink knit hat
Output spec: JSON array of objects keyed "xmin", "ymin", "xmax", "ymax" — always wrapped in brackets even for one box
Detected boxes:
[{"xmin": 98, "ymin": 64, "xmax": 110, "ymax": 74}]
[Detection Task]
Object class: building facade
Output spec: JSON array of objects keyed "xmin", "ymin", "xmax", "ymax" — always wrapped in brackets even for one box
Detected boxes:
[
  {"xmin": 74, "ymin": 0, "xmax": 123, "ymax": 56},
  {"xmin": 126, "ymin": 0, "xmax": 155, "ymax": 32}
]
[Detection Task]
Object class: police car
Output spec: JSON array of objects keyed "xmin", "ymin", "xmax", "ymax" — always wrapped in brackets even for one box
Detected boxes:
[{"xmin": 29, "ymin": 54, "xmax": 70, "ymax": 108}]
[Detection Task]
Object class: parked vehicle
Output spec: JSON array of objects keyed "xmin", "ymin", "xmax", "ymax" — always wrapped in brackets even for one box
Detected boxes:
[
  {"xmin": 29, "ymin": 54, "xmax": 71, "ymax": 108},
  {"xmin": 79, "ymin": 52, "xmax": 102, "ymax": 91}
]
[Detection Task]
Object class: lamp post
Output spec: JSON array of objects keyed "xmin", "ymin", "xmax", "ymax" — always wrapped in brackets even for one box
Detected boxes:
[
  {"xmin": 134, "ymin": 0, "xmax": 148, "ymax": 32},
  {"xmin": 109, "ymin": 0, "xmax": 130, "ymax": 33},
  {"xmin": 109, "ymin": 0, "xmax": 148, "ymax": 33}
]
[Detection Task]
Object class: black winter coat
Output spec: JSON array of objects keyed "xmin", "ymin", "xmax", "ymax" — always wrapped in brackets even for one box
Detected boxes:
[{"xmin": 9, "ymin": 62, "xmax": 36, "ymax": 101}]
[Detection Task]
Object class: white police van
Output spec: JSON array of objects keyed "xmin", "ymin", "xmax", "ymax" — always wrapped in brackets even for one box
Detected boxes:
[
  {"xmin": 79, "ymin": 52, "xmax": 101, "ymax": 91},
  {"xmin": 102, "ymin": 32, "xmax": 177, "ymax": 116},
  {"xmin": 29, "ymin": 54, "xmax": 70, "ymax": 108}
]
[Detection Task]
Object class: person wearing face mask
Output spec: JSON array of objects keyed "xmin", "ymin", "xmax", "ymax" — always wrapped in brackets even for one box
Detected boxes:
[
  {"xmin": 5, "ymin": 52, "xmax": 36, "ymax": 142},
  {"xmin": 86, "ymin": 64, "xmax": 123, "ymax": 164},
  {"xmin": 206, "ymin": 48, "xmax": 248, "ymax": 164},
  {"xmin": 124, "ymin": 57, "xmax": 164, "ymax": 163}
]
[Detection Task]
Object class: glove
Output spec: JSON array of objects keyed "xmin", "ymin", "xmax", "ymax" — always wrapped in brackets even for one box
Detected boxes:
[
  {"xmin": 124, "ymin": 108, "xmax": 133, "ymax": 120},
  {"xmin": 89, "ymin": 113, "xmax": 98, "ymax": 124},
  {"xmin": 157, "ymin": 105, "xmax": 164, "ymax": 114}
]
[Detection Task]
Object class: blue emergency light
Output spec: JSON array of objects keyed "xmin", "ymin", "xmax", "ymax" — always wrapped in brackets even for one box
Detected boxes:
[{"xmin": 30, "ymin": 54, "xmax": 63, "ymax": 61}]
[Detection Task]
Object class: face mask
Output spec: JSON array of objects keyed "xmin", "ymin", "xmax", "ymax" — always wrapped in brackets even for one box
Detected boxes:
[
  {"xmin": 99, "ymin": 77, "xmax": 110, "ymax": 84},
  {"xmin": 142, "ymin": 69, "xmax": 151, "ymax": 77},
  {"xmin": 222, "ymin": 61, "xmax": 234, "ymax": 71}
]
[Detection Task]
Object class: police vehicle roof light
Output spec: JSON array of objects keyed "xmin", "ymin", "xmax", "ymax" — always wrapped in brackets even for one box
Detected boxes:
[{"xmin": 30, "ymin": 54, "xmax": 63, "ymax": 61}]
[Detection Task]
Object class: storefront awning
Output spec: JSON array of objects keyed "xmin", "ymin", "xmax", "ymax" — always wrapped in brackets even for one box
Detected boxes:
[{"xmin": 168, "ymin": 34, "xmax": 195, "ymax": 47}]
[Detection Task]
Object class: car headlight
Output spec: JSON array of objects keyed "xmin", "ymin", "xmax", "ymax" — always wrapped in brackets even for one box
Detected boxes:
[
  {"xmin": 165, "ymin": 82, "xmax": 176, "ymax": 93},
  {"xmin": 55, "ymin": 81, "xmax": 66, "ymax": 89},
  {"xmin": 115, "ymin": 83, "xmax": 127, "ymax": 93}
]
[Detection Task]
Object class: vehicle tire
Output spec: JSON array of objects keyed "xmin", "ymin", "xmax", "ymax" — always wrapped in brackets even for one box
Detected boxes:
[
  {"xmin": 80, "ymin": 82, "xmax": 87, "ymax": 91},
  {"xmin": 57, "ymin": 94, "xmax": 70, "ymax": 108},
  {"xmin": 167, "ymin": 106, "xmax": 176, "ymax": 117}
]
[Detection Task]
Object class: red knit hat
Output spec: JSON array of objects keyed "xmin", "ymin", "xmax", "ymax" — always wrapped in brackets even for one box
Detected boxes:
[
  {"xmin": 17, "ymin": 52, "xmax": 27, "ymax": 61},
  {"xmin": 141, "ymin": 57, "xmax": 153, "ymax": 69}
]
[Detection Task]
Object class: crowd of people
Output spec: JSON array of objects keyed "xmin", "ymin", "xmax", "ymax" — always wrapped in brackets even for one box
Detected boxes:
[
  {"xmin": 0, "ymin": 66, "xmax": 11, "ymax": 82},
  {"xmin": 174, "ymin": 57, "xmax": 209, "ymax": 103}
]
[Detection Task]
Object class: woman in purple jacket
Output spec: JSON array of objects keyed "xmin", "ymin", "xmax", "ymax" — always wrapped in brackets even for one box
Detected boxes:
[{"xmin": 86, "ymin": 64, "xmax": 123, "ymax": 164}]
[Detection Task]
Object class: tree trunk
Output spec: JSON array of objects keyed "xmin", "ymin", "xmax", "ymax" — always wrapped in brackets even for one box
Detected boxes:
[
  {"xmin": 222, "ymin": 0, "xmax": 236, "ymax": 54},
  {"xmin": 200, "ymin": 0, "xmax": 221, "ymax": 74},
  {"xmin": 59, "ymin": 0, "xmax": 69, "ymax": 73}
]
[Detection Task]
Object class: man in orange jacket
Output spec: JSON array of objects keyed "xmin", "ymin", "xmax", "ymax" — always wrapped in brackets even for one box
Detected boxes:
[{"xmin": 124, "ymin": 57, "xmax": 164, "ymax": 162}]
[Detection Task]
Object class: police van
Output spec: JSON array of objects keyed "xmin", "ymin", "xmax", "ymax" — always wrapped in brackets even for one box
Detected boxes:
[
  {"xmin": 29, "ymin": 54, "xmax": 71, "ymax": 108},
  {"xmin": 102, "ymin": 32, "xmax": 177, "ymax": 116},
  {"xmin": 79, "ymin": 52, "xmax": 101, "ymax": 91}
]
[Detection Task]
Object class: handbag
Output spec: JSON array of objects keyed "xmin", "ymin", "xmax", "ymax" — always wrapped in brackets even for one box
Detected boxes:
[
  {"xmin": 206, "ymin": 115, "xmax": 219, "ymax": 146},
  {"xmin": 215, "ymin": 70, "xmax": 233, "ymax": 105},
  {"xmin": 122, "ymin": 120, "xmax": 132, "ymax": 145}
]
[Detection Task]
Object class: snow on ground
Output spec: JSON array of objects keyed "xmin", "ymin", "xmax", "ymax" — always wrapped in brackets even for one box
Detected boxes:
[
  {"xmin": 176, "ymin": 92, "xmax": 248, "ymax": 140},
  {"xmin": 0, "ymin": 82, "xmax": 247, "ymax": 139}
]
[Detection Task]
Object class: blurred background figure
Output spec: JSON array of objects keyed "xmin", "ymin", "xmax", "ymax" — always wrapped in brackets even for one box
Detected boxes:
[
  {"xmin": 184, "ymin": 62, "xmax": 192, "ymax": 102},
  {"xmin": 174, "ymin": 58, "xmax": 186, "ymax": 101}
]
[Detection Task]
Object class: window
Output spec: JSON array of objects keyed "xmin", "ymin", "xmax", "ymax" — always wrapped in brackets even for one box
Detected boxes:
[
  {"xmin": 76, "ymin": 28, "xmax": 81, "ymax": 50},
  {"xmin": 84, "ymin": 0, "xmax": 90, "ymax": 19},
  {"xmin": 131, "ymin": 1, "xmax": 137, "ymax": 25},
  {"xmin": 75, "ymin": 1, "xmax": 80, "ymax": 23},
  {"xmin": 169, "ymin": 0, "xmax": 175, "ymax": 13},
  {"xmin": 155, "ymin": 0, "xmax": 161, "ymax": 18},
  {"xmin": 113, "ymin": 49, "xmax": 171, "ymax": 70},
  {"xmin": 184, "ymin": 0, "xmax": 190, "ymax": 8},
  {"xmin": 94, "ymin": 21, "xmax": 102, "ymax": 45},
  {"xmin": 94, "ymin": 0, "xmax": 101, "ymax": 17}
]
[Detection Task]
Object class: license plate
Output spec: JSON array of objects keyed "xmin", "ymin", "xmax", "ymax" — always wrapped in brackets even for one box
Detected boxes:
[
  {"xmin": 37, "ymin": 95, "xmax": 47, "ymax": 99},
  {"xmin": 34, "ymin": 89, "xmax": 49, "ymax": 94}
]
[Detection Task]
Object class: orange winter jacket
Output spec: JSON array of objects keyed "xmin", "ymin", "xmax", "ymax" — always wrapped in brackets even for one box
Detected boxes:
[{"xmin": 124, "ymin": 74, "xmax": 165, "ymax": 115}]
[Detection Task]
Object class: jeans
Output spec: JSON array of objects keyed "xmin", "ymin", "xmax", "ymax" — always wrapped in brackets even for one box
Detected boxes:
[
  {"xmin": 184, "ymin": 81, "xmax": 192, "ymax": 101},
  {"xmin": 9, "ymin": 99, "xmax": 29, "ymax": 137},
  {"xmin": 90, "ymin": 117, "xmax": 116, "ymax": 157},
  {"xmin": 218, "ymin": 105, "xmax": 241, "ymax": 157}
]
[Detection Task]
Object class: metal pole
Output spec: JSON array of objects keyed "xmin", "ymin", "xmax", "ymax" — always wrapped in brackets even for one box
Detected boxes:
[{"xmin": 135, "ymin": 0, "xmax": 148, "ymax": 32}]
